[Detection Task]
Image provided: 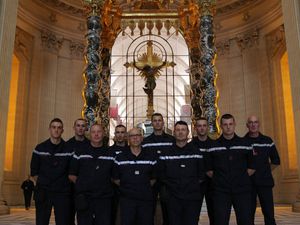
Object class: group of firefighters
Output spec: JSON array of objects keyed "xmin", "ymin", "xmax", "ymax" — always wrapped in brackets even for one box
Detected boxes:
[{"xmin": 30, "ymin": 113, "xmax": 280, "ymax": 225}]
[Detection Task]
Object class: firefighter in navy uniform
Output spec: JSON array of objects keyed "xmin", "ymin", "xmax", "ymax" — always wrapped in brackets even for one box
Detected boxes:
[
  {"xmin": 159, "ymin": 121, "xmax": 207, "ymax": 225},
  {"xmin": 245, "ymin": 115, "xmax": 280, "ymax": 225},
  {"xmin": 69, "ymin": 124, "xmax": 114, "ymax": 225},
  {"xmin": 66, "ymin": 118, "xmax": 89, "ymax": 225},
  {"xmin": 191, "ymin": 117, "xmax": 215, "ymax": 225},
  {"xmin": 207, "ymin": 114, "xmax": 256, "ymax": 225},
  {"xmin": 108, "ymin": 124, "xmax": 128, "ymax": 225},
  {"xmin": 113, "ymin": 127, "xmax": 157, "ymax": 225},
  {"xmin": 30, "ymin": 118, "xmax": 72, "ymax": 225},
  {"xmin": 142, "ymin": 113, "xmax": 175, "ymax": 225}
]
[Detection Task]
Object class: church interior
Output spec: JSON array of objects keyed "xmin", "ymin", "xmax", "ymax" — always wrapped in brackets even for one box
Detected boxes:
[{"xmin": 1, "ymin": 0, "xmax": 300, "ymax": 216}]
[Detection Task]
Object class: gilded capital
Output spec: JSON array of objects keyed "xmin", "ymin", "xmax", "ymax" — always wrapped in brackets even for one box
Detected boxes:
[
  {"xmin": 82, "ymin": 0, "xmax": 104, "ymax": 16},
  {"xmin": 197, "ymin": 0, "xmax": 216, "ymax": 16}
]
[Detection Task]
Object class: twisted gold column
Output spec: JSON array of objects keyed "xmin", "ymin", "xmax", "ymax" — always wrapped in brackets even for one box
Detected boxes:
[
  {"xmin": 196, "ymin": 0, "xmax": 220, "ymax": 137},
  {"xmin": 81, "ymin": 0, "xmax": 104, "ymax": 127}
]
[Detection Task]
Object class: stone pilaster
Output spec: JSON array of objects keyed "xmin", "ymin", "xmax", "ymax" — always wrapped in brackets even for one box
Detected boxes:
[
  {"xmin": 0, "ymin": 0, "xmax": 19, "ymax": 215},
  {"xmin": 281, "ymin": 0, "xmax": 300, "ymax": 212}
]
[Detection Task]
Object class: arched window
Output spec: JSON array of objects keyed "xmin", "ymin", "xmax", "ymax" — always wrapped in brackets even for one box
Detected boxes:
[{"xmin": 110, "ymin": 24, "xmax": 190, "ymax": 137}]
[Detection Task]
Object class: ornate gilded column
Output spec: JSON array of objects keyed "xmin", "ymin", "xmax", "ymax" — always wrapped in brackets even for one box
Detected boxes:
[
  {"xmin": 82, "ymin": 0, "xmax": 104, "ymax": 128},
  {"xmin": 197, "ymin": 0, "xmax": 220, "ymax": 137},
  {"xmin": 99, "ymin": 47, "xmax": 111, "ymax": 140}
]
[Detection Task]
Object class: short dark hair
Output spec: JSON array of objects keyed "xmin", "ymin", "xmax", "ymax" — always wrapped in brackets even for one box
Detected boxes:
[
  {"xmin": 49, "ymin": 118, "xmax": 63, "ymax": 127},
  {"xmin": 73, "ymin": 118, "xmax": 87, "ymax": 126},
  {"xmin": 220, "ymin": 114, "xmax": 235, "ymax": 124},
  {"xmin": 151, "ymin": 113, "xmax": 163, "ymax": 121},
  {"xmin": 115, "ymin": 124, "xmax": 126, "ymax": 131},
  {"xmin": 174, "ymin": 120, "xmax": 188, "ymax": 128}
]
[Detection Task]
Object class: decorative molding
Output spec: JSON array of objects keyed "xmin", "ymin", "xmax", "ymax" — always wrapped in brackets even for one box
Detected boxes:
[
  {"xmin": 242, "ymin": 11, "xmax": 251, "ymax": 22},
  {"xmin": 40, "ymin": 29, "xmax": 63, "ymax": 52},
  {"xmin": 49, "ymin": 12, "xmax": 58, "ymax": 24},
  {"xmin": 69, "ymin": 41, "xmax": 85, "ymax": 58},
  {"xmin": 37, "ymin": 0, "xmax": 85, "ymax": 18},
  {"xmin": 265, "ymin": 25, "xmax": 285, "ymax": 58},
  {"xmin": 214, "ymin": 22, "xmax": 222, "ymax": 31},
  {"xmin": 235, "ymin": 28, "xmax": 259, "ymax": 51},
  {"xmin": 216, "ymin": 40, "xmax": 230, "ymax": 55},
  {"xmin": 216, "ymin": 0, "xmax": 262, "ymax": 16},
  {"xmin": 36, "ymin": 0, "xmax": 262, "ymax": 19},
  {"xmin": 14, "ymin": 27, "xmax": 34, "ymax": 60},
  {"xmin": 216, "ymin": 28, "xmax": 260, "ymax": 54},
  {"xmin": 77, "ymin": 22, "xmax": 85, "ymax": 32},
  {"xmin": 120, "ymin": 19, "xmax": 179, "ymax": 37}
]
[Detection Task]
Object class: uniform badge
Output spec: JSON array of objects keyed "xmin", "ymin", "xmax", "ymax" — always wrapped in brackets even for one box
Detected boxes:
[
  {"xmin": 134, "ymin": 170, "xmax": 140, "ymax": 175},
  {"xmin": 180, "ymin": 164, "xmax": 186, "ymax": 168}
]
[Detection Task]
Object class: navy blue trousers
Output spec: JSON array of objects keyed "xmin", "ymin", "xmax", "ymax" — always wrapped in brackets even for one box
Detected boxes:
[
  {"xmin": 120, "ymin": 197, "xmax": 154, "ymax": 225},
  {"xmin": 35, "ymin": 192, "xmax": 71, "ymax": 225},
  {"xmin": 251, "ymin": 186, "xmax": 276, "ymax": 225},
  {"xmin": 77, "ymin": 197, "xmax": 111, "ymax": 225},
  {"xmin": 167, "ymin": 196, "xmax": 203, "ymax": 225},
  {"xmin": 214, "ymin": 191, "xmax": 252, "ymax": 225}
]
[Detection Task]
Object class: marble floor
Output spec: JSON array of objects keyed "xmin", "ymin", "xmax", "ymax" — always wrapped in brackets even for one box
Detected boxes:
[{"xmin": 0, "ymin": 205, "xmax": 299, "ymax": 225}]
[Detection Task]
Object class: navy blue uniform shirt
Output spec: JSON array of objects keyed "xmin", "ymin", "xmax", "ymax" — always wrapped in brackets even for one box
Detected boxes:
[
  {"xmin": 30, "ymin": 139, "xmax": 72, "ymax": 193},
  {"xmin": 245, "ymin": 132, "xmax": 280, "ymax": 187},
  {"xmin": 142, "ymin": 132, "xmax": 175, "ymax": 156},
  {"xmin": 113, "ymin": 147, "xmax": 157, "ymax": 201},
  {"xmin": 208, "ymin": 134, "xmax": 256, "ymax": 193},
  {"xmin": 69, "ymin": 143, "xmax": 114, "ymax": 198},
  {"xmin": 108, "ymin": 143, "xmax": 128, "ymax": 156},
  {"xmin": 66, "ymin": 136, "xmax": 89, "ymax": 154},
  {"xmin": 158, "ymin": 142, "xmax": 206, "ymax": 200},
  {"xmin": 191, "ymin": 136, "xmax": 214, "ymax": 172}
]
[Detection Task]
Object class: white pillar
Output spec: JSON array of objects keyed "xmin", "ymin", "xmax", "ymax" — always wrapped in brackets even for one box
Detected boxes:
[
  {"xmin": 281, "ymin": 0, "xmax": 300, "ymax": 212},
  {"xmin": 0, "ymin": 0, "xmax": 19, "ymax": 214}
]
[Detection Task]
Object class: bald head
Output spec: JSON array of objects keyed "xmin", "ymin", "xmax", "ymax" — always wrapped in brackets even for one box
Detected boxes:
[{"xmin": 246, "ymin": 115, "xmax": 260, "ymax": 137}]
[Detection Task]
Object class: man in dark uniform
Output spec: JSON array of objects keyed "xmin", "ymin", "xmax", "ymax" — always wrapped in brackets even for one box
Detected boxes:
[
  {"xmin": 69, "ymin": 123, "xmax": 114, "ymax": 225},
  {"xmin": 191, "ymin": 117, "xmax": 214, "ymax": 225},
  {"xmin": 21, "ymin": 175, "xmax": 35, "ymax": 210},
  {"xmin": 245, "ymin": 115, "xmax": 280, "ymax": 225},
  {"xmin": 66, "ymin": 118, "xmax": 89, "ymax": 225},
  {"xmin": 109, "ymin": 124, "xmax": 128, "ymax": 225},
  {"xmin": 113, "ymin": 127, "xmax": 157, "ymax": 225},
  {"xmin": 30, "ymin": 118, "xmax": 72, "ymax": 225},
  {"xmin": 142, "ymin": 113, "xmax": 175, "ymax": 225},
  {"xmin": 159, "ymin": 121, "xmax": 207, "ymax": 225},
  {"xmin": 207, "ymin": 114, "xmax": 256, "ymax": 225}
]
